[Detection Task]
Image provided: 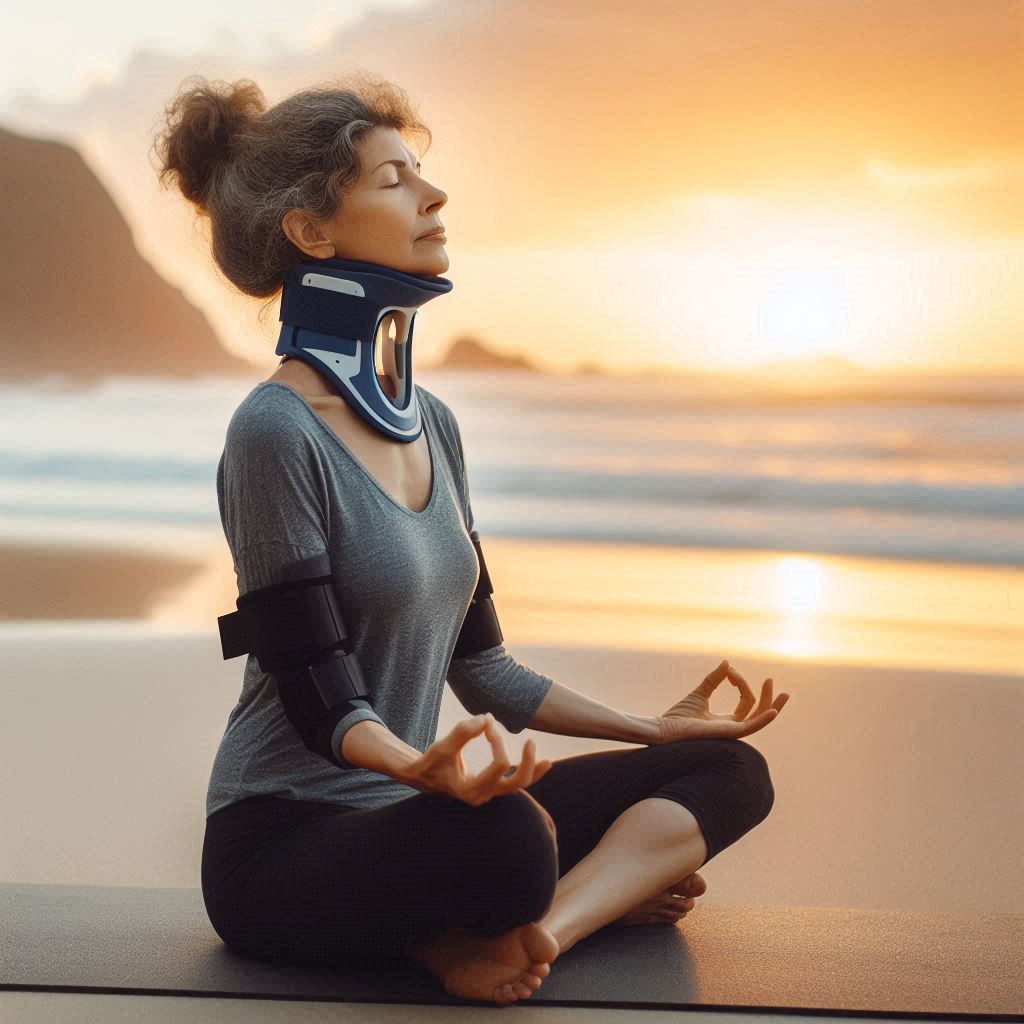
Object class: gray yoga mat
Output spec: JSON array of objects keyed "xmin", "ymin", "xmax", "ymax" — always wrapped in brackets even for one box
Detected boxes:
[{"xmin": 1, "ymin": 883, "xmax": 1021, "ymax": 1016}]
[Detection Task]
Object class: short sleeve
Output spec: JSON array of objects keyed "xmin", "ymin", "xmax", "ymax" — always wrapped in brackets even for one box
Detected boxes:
[
  {"xmin": 447, "ymin": 647, "xmax": 554, "ymax": 734},
  {"xmin": 218, "ymin": 389, "xmax": 332, "ymax": 594}
]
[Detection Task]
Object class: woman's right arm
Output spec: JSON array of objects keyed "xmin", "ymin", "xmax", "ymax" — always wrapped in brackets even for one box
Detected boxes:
[
  {"xmin": 222, "ymin": 397, "xmax": 391, "ymax": 770},
  {"xmin": 341, "ymin": 718, "xmax": 424, "ymax": 783}
]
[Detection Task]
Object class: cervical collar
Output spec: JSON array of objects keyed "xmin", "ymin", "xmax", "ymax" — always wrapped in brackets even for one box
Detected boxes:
[{"xmin": 275, "ymin": 256, "xmax": 453, "ymax": 442}]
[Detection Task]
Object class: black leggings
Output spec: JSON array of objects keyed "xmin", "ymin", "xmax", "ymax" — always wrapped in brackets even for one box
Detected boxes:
[{"xmin": 201, "ymin": 737, "xmax": 774, "ymax": 971}]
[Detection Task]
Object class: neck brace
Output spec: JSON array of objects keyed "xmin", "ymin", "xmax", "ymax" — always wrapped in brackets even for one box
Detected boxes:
[{"xmin": 275, "ymin": 256, "xmax": 453, "ymax": 442}]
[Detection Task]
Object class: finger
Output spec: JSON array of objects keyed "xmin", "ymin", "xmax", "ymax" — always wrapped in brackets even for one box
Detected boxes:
[
  {"xmin": 495, "ymin": 737, "xmax": 538, "ymax": 795},
  {"xmin": 422, "ymin": 715, "xmax": 487, "ymax": 770},
  {"xmin": 467, "ymin": 715, "xmax": 514, "ymax": 794},
  {"xmin": 734, "ymin": 707, "xmax": 780, "ymax": 737},
  {"xmin": 657, "ymin": 910, "xmax": 685, "ymax": 922},
  {"xmin": 659, "ymin": 905, "xmax": 692, "ymax": 921},
  {"xmin": 444, "ymin": 714, "xmax": 490, "ymax": 753},
  {"xmin": 480, "ymin": 715, "xmax": 515, "ymax": 786},
  {"xmin": 490, "ymin": 736, "xmax": 535, "ymax": 795},
  {"xmin": 435, "ymin": 714, "xmax": 499, "ymax": 799},
  {"xmin": 694, "ymin": 659, "xmax": 731, "ymax": 699},
  {"xmin": 725, "ymin": 666, "xmax": 756, "ymax": 719},
  {"xmin": 517, "ymin": 756, "xmax": 554, "ymax": 791},
  {"xmin": 752, "ymin": 678, "xmax": 773, "ymax": 716},
  {"xmin": 733, "ymin": 678, "xmax": 774, "ymax": 721},
  {"xmin": 667, "ymin": 892, "xmax": 700, "ymax": 909},
  {"xmin": 515, "ymin": 737, "xmax": 539, "ymax": 787},
  {"xmin": 702, "ymin": 707, "xmax": 779, "ymax": 739}
]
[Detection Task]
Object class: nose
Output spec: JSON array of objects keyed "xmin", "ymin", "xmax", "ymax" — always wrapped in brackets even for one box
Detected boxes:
[{"xmin": 424, "ymin": 181, "xmax": 447, "ymax": 210}]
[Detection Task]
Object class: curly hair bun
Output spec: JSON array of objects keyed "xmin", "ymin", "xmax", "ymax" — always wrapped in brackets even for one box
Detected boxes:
[{"xmin": 154, "ymin": 76, "xmax": 267, "ymax": 211}]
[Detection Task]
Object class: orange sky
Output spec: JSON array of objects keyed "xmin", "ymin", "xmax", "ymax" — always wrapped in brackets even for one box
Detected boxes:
[
  {"xmin": 408, "ymin": 0, "xmax": 1024, "ymax": 375},
  {"xmin": 11, "ymin": 0, "xmax": 1020, "ymax": 375}
]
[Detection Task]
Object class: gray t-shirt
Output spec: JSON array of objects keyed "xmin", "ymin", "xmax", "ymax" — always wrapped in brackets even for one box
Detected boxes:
[{"xmin": 206, "ymin": 380, "xmax": 554, "ymax": 817}]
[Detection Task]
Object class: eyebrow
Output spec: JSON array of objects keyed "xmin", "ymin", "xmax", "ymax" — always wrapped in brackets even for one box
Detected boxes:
[{"xmin": 373, "ymin": 158, "xmax": 422, "ymax": 173}]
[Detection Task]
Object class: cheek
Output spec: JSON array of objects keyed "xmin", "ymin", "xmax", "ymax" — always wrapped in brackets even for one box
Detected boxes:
[{"xmin": 373, "ymin": 203, "xmax": 416, "ymax": 234}]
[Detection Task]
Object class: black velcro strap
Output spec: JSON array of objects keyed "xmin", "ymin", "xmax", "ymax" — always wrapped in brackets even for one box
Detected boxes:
[
  {"xmin": 217, "ymin": 607, "xmax": 255, "ymax": 661},
  {"xmin": 308, "ymin": 648, "xmax": 371, "ymax": 706},
  {"xmin": 217, "ymin": 575, "xmax": 351, "ymax": 672}
]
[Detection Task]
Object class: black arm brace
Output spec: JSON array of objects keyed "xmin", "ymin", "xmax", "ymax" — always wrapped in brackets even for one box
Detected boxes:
[
  {"xmin": 217, "ymin": 571, "xmax": 374, "ymax": 767},
  {"xmin": 452, "ymin": 530, "xmax": 503, "ymax": 659},
  {"xmin": 216, "ymin": 530, "xmax": 503, "ymax": 765}
]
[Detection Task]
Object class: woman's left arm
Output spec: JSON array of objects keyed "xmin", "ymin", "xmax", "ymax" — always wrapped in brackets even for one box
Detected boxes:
[
  {"xmin": 524, "ymin": 679, "xmax": 661, "ymax": 744},
  {"xmin": 527, "ymin": 660, "xmax": 791, "ymax": 744}
]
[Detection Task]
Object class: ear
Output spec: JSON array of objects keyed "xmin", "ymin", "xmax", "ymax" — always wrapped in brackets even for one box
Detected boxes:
[{"xmin": 281, "ymin": 208, "xmax": 335, "ymax": 259}]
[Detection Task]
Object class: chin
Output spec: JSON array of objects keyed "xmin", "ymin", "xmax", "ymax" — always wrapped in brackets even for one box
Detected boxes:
[
  {"xmin": 412, "ymin": 250, "xmax": 449, "ymax": 276},
  {"xmin": 360, "ymin": 253, "xmax": 444, "ymax": 277}
]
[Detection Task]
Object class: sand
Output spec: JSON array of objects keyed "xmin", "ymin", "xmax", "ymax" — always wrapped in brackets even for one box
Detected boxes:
[
  {"xmin": 1, "ymin": 536, "xmax": 1020, "ymax": 914},
  {"xmin": 0, "ymin": 542, "xmax": 207, "ymax": 621}
]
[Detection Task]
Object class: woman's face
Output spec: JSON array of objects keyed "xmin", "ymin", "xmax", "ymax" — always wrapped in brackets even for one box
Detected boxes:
[{"xmin": 282, "ymin": 125, "xmax": 448, "ymax": 276}]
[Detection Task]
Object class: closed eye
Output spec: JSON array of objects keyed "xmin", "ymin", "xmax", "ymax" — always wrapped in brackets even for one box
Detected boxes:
[{"xmin": 383, "ymin": 160, "xmax": 421, "ymax": 189}]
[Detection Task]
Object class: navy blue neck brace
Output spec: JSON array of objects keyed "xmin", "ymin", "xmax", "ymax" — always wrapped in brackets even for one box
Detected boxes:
[{"xmin": 275, "ymin": 256, "xmax": 453, "ymax": 442}]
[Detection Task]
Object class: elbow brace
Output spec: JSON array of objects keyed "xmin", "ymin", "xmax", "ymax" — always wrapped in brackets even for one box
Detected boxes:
[
  {"xmin": 217, "ymin": 572, "xmax": 379, "ymax": 768},
  {"xmin": 452, "ymin": 530, "xmax": 504, "ymax": 659}
]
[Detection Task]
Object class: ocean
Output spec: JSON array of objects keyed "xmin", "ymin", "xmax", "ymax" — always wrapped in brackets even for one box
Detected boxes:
[{"xmin": 1, "ymin": 366, "xmax": 1020, "ymax": 568}]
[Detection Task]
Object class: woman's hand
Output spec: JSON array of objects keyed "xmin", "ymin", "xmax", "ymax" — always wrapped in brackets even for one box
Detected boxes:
[
  {"xmin": 402, "ymin": 712, "xmax": 553, "ymax": 806},
  {"xmin": 654, "ymin": 660, "xmax": 789, "ymax": 744}
]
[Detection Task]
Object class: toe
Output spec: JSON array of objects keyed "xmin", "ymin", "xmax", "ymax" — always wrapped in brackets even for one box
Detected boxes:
[{"xmin": 674, "ymin": 872, "xmax": 707, "ymax": 898}]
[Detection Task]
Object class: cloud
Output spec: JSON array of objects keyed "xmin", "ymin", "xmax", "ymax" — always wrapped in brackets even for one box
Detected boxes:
[{"xmin": 865, "ymin": 156, "xmax": 1020, "ymax": 191}]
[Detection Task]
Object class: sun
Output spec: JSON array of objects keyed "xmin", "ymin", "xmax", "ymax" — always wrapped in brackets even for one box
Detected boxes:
[
  {"xmin": 750, "ymin": 257, "xmax": 852, "ymax": 361},
  {"xmin": 636, "ymin": 205, "xmax": 924, "ymax": 372}
]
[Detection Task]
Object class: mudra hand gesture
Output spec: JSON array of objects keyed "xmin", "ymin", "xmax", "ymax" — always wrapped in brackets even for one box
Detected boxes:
[
  {"xmin": 655, "ymin": 660, "xmax": 789, "ymax": 744},
  {"xmin": 404, "ymin": 712, "xmax": 553, "ymax": 808}
]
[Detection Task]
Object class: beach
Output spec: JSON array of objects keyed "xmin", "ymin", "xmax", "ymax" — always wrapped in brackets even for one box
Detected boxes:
[
  {"xmin": 0, "ymin": 541, "xmax": 209, "ymax": 621},
  {"xmin": 1, "ymin": 536, "xmax": 1021, "ymax": 917}
]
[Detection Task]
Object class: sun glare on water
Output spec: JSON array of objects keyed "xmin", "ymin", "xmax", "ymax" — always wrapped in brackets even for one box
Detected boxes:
[{"xmin": 771, "ymin": 556, "xmax": 828, "ymax": 658}]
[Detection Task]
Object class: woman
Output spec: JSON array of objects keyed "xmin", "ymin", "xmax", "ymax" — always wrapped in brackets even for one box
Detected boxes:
[{"xmin": 153, "ymin": 73, "xmax": 789, "ymax": 1007}]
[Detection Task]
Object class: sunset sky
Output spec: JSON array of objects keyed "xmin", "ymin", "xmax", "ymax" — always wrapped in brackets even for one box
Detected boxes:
[{"xmin": 3, "ymin": 0, "xmax": 1021, "ymax": 376}]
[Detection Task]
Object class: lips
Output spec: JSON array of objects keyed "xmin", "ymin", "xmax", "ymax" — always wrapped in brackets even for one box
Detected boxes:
[{"xmin": 417, "ymin": 227, "xmax": 446, "ymax": 239}]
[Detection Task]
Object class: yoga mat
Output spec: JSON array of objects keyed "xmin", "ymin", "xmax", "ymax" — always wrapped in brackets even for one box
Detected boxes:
[{"xmin": 1, "ymin": 884, "xmax": 1021, "ymax": 1016}]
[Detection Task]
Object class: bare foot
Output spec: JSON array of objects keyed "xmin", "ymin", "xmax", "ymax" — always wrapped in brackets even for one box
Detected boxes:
[
  {"xmin": 410, "ymin": 920, "xmax": 560, "ymax": 1006},
  {"xmin": 611, "ymin": 870, "xmax": 707, "ymax": 927}
]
